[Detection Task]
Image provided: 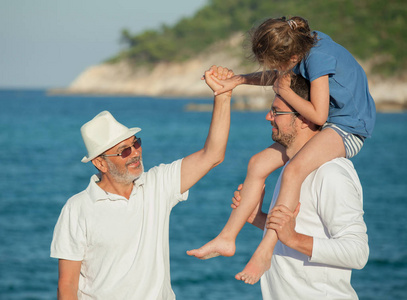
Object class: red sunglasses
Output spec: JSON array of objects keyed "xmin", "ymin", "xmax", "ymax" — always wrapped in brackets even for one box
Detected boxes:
[{"xmin": 102, "ymin": 137, "xmax": 142, "ymax": 159}]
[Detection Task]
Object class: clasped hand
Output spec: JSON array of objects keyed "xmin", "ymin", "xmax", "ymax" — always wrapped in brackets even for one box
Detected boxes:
[
  {"xmin": 266, "ymin": 203, "xmax": 300, "ymax": 247},
  {"xmin": 202, "ymin": 65, "xmax": 238, "ymax": 96}
]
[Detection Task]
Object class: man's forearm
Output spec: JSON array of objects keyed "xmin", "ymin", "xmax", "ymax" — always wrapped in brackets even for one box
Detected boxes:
[
  {"xmin": 203, "ymin": 93, "xmax": 231, "ymax": 166},
  {"xmin": 57, "ymin": 283, "xmax": 78, "ymax": 300},
  {"xmin": 180, "ymin": 91, "xmax": 231, "ymax": 194},
  {"xmin": 286, "ymin": 233, "xmax": 313, "ymax": 257}
]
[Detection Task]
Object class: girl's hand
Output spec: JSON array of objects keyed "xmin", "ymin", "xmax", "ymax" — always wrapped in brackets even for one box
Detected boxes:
[
  {"xmin": 203, "ymin": 65, "xmax": 234, "ymax": 96},
  {"xmin": 273, "ymin": 74, "xmax": 292, "ymax": 96},
  {"xmin": 231, "ymin": 184, "xmax": 243, "ymax": 209},
  {"xmin": 202, "ymin": 65, "xmax": 239, "ymax": 95}
]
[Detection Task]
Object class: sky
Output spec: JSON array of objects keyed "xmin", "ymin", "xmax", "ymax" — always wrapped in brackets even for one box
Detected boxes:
[{"xmin": 0, "ymin": 0, "xmax": 208, "ymax": 89}]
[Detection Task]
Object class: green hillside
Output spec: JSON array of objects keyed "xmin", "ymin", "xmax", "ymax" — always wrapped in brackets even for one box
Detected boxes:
[{"xmin": 114, "ymin": 0, "xmax": 406, "ymax": 76}]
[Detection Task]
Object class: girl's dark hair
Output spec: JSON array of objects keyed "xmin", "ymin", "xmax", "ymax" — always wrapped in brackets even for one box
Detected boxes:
[{"xmin": 250, "ymin": 16, "xmax": 317, "ymax": 71}]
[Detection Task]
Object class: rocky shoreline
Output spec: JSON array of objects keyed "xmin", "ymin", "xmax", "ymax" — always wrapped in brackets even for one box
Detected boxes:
[{"xmin": 50, "ymin": 35, "xmax": 407, "ymax": 112}]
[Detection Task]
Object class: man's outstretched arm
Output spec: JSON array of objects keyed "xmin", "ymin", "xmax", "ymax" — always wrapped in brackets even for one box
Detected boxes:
[{"xmin": 180, "ymin": 66, "xmax": 233, "ymax": 194}]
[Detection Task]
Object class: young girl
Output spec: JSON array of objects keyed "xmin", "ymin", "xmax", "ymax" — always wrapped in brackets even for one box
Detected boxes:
[{"xmin": 187, "ymin": 16, "xmax": 376, "ymax": 284}]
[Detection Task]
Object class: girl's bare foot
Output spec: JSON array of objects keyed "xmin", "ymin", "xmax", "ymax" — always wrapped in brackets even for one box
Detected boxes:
[
  {"xmin": 187, "ymin": 235, "xmax": 236, "ymax": 259},
  {"xmin": 235, "ymin": 247, "xmax": 272, "ymax": 285}
]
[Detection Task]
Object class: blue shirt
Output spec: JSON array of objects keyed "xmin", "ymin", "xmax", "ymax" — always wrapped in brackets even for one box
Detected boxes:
[{"xmin": 293, "ymin": 31, "xmax": 376, "ymax": 138}]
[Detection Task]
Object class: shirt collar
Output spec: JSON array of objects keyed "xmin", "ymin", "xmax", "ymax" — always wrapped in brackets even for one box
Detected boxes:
[{"xmin": 86, "ymin": 173, "xmax": 145, "ymax": 203}]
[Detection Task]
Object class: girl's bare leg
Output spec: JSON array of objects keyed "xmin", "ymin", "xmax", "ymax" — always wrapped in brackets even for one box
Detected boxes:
[
  {"xmin": 187, "ymin": 143, "xmax": 287, "ymax": 259},
  {"xmin": 235, "ymin": 128, "xmax": 345, "ymax": 284}
]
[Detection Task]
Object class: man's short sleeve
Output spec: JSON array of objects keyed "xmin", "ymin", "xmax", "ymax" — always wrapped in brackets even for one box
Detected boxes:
[
  {"xmin": 146, "ymin": 159, "xmax": 189, "ymax": 209},
  {"xmin": 50, "ymin": 195, "xmax": 87, "ymax": 261}
]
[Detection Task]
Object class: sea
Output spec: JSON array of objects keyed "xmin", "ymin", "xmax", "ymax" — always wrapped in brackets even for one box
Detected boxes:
[{"xmin": 0, "ymin": 89, "xmax": 406, "ymax": 300}]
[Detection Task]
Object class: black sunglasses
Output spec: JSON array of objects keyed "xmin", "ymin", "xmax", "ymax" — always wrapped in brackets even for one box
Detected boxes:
[{"xmin": 102, "ymin": 137, "xmax": 142, "ymax": 159}]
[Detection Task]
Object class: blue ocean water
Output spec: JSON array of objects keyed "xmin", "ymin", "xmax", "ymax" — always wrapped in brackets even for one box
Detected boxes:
[{"xmin": 0, "ymin": 89, "xmax": 406, "ymax": 300}]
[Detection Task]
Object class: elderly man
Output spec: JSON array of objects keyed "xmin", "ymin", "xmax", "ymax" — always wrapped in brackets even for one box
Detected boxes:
[
  {"xmin": 232, "ymin": 75, "xmax": 369, "ymax": 299},
  {"xmin": 50, "ymin": 66, "xmax": 233, "ymax": 299}
]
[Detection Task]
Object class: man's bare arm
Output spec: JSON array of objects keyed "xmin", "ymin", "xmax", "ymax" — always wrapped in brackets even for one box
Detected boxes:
[
  {"xmin": 180, "ymin": 66, "xmax": 233, "ymax": 194},
  {"xmin": 57, "ymin": 259, "xmax": 81, "ymax": 300}
]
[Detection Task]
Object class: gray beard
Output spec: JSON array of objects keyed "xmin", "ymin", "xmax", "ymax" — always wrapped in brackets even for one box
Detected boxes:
[{"xmin": 105, "ymin": 158, "xmax": 144, "ymax": 185}]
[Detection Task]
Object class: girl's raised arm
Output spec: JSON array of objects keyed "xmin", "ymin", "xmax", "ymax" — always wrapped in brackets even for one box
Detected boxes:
[{"xmin": 213, "ymin": 70, "xmax": 278, "ymax": 95}]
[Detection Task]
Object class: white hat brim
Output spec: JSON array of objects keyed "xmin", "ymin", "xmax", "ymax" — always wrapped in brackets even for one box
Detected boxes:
[{"xmin": 81, "ymin": 127, "xmax": 141, "ymax": 163}]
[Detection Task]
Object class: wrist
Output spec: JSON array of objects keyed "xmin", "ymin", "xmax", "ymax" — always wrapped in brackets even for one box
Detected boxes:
[
  {"xmin": 288, "ymin": 233, "xmax": 313, "ymax": 257},
  {"xmin": 286, "ymin": 232, "xmax": 301, "ymax": 249},
  {"xmin": 215, "ymin": 91, "xmax": 232, "ymax": 99},
  {"xmin": 236, "ymin": 74, "xmax": 246, "ymax": 85}
]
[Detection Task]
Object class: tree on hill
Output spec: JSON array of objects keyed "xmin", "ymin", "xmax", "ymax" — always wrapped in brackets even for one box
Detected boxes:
[{"xmin": 114, "ymin": 0, "xmax": 406, "ymax": 76}]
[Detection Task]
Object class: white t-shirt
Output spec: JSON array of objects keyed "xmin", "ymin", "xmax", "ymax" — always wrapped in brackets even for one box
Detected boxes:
[
  {"xmin": 51, "ymin": 159, "xmax": 188, "ymax": 300},
  {"xmin": 261, "ymin": 158, "xmax": 369, "ymax": 300}
]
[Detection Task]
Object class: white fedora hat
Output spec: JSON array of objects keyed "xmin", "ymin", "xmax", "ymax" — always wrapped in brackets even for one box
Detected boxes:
[{"xmin": 80, "ymin": 111, "xmax": 141, "ymax": 163}]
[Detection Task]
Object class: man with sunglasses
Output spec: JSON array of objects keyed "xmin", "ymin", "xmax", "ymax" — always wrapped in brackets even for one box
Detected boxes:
[{"xmin": 50, "ymin": 66, "xmax": 234, "ymax": 300}]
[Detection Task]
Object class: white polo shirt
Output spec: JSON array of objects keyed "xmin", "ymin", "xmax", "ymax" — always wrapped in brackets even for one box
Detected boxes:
[
  {"xmin": 261, "ymin": 158, "xmax": 369, "ymax": 300},
  {"xmin": 51, "ymin": 159, "xmax": 188, "ymax": 299}
]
